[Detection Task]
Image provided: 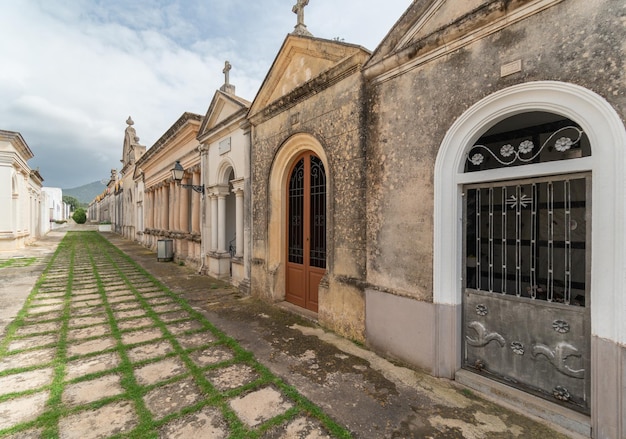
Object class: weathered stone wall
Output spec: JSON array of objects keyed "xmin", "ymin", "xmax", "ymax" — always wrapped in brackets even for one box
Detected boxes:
[
  {"xmin": 251, "ymin": 71, "xmax": 368, "ymax": 340},
  {"xmin": 365, "ymin": 0, "xmax": 625, "ymax": 302}
]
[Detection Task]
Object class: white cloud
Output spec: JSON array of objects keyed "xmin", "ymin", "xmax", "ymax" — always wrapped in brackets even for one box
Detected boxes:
[{"xmin": 0, "ymin": 0, "xmax": 411, "ymax": 188}]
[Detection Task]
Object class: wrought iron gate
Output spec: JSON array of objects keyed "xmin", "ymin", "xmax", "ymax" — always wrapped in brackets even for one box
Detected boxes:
[{"xmin": 463, "ymin": 174, "xmax": 590, "ymax": 413}]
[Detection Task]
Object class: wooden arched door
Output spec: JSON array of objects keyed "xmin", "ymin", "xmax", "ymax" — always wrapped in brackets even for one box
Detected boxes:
[{"xmin": 286, "ymin": 152, "xmax": 326, "ymax": 312}]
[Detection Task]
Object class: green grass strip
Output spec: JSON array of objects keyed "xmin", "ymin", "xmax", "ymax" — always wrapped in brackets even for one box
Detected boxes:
[{"xmin": 0, "ymin": 231, "xmax": 352, "ymax": 439}]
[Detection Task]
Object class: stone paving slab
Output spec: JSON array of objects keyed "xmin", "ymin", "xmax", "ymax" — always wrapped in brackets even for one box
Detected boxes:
[
  {"xmin": 65, "ymin": 351, "xmax": 121, "ymax": 380},
  {"xmin": 57, "ymin": 400, "xmax": 138, "ymax": 439},
  {"xmin": 0, "ymin": 391, "xmax": 49, "ymax": 430},
  {"xmin": 207, "ymin": 364, "xmax": 260, "ymax": 391},
  {"xmin": 158, "ymin": 406, "xmax": 228, "ymax": 438},
  {"xmin": 0, "ymin": 368, "xmax": 54, "ymax": 396},
  {"xmin": 127, "ymin": 340, "xmax": 175, "ymax": 363},
  {"xmin": 134, "ymin": 356, "xmax": 187, "ymax": 386},
  {"xmin": 66, "ymin": 337, "xmax": 117, "ymax": 357},
  {"xmin": 166, "ymin": 320, "xmax": 203, "ymax": 335},
  {"xmin": 176, "ymin": 331, "xmax": 216, "ymax": 349},
  {"xmin": 229, "ymin": 387, "xmax": 294, "ymax": 428},
  {"xmin": 8, "ymin": 334, "xmax": 58, "ymax": 351},
  {"xmin": 14, "ymin": 322, "xmax": 60, "ymax": 336},
  {"xmin": 62, "ymin": 374, "xmax": 124, "ymax": 406},
  {"xmin": 0, "ymin": 347, "xmax": 56, "ymax": 372},
  {"xmin": 143, "ymin": 378, "xmax": 204, "ymax": 420},
  {"xmin": 188, "ymin": 346, "xmax": 234, "ymax": 368},
  {"xmin": 121, "ymin": 327, "xmax": 164, "ymax": 345}
]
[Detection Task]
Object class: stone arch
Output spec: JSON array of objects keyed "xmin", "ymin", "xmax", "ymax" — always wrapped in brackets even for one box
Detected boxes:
[
  {"xmin": 435, "ymin": 81, "xmax": 625, "ymax": 338},
  {"xmin": 266, "ymin": 132, "xmax": 330, "ymax": 301},
  {"xmin": 216, "ymin": 158, "xmax": 237, "ymax": 186}
]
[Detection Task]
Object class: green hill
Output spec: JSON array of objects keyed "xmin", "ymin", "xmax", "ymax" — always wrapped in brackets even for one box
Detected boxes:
[{"xmin": 63, "ymin": 181, "xmax": 107, "ymax": 204}]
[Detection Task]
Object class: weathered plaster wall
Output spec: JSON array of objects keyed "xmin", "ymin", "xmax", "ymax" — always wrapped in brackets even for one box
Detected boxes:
[
  {"xmin": 251, "ymin": 71, "xmax": 368, "ymax": 340},
  {"xmin": 365, "ymin": 0, "xmax": 625, "ymax": 302}
]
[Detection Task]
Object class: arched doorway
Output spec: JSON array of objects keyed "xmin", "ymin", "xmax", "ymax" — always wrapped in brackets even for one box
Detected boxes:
[
  {"xmin": 285, "ymin": 152, "xmax": 326, "ymax": 312},
  {"xmin": 434, "ymin": 81, "xmax": 626, "ymax": 434},
  {"xmin": 462, "ymin": 112, "xmax": 591, "ymax": 412}
]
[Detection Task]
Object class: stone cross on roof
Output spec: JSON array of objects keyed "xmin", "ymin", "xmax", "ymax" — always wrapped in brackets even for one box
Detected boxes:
[
  {"xmin": 223, "ymin": 61, "xmax": 232, "ymax": 86},
  {"xmin": 220, "ymin": 60, "xmax": 236, "ymax": 94},
  {"xmin": 292, "ymin": 0, "xmax": 312, "ymax": 36}
]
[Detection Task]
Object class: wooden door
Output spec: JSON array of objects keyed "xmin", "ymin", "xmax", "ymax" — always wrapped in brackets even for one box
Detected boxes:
[{"xmin": 286, "ymin": 153, "xmax": 326, "ymax": 312}]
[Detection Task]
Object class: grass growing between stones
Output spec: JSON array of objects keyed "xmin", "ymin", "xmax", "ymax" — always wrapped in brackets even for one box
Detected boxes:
[
  {"xmin": 0, "ymin": 257, "xmax": 38, "ymax": 269},
  {"xmin": 0, "ymin": 232, "xmax": 351, "ymax": 439}
]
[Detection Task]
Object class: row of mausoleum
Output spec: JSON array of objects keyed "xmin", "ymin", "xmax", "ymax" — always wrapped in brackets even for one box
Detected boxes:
[
  {"xmin": 0, "ymin": 130, "xmax": 69, "ymax": 251},
  {"xmin": 88, "ymin": 1, "xmax": 626, "ymax": 437}
]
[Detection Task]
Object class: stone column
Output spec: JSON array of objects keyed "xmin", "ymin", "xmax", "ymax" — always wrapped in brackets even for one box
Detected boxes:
[
  {"xmin": 217, "ymin": 188, "xmax": 229, "ymax": 253},
  {"xmin": 163, "ymin": 183, "xmax": 170, "ymax": 230},
  {"xmin": 180, "ymin": 177, "xmax": 190, "ymax": 232},
  {"xmin": 168, "ymin": 181, "xmax": 175, "ymax": 231},
  {"xmin": 173, "ymin": 181, "xmax": 180, "ymax": 231},
  {"xmin": 191, "ymin": 171, "xmax": 201, "ymax": 233},
  {"xmin": 232, "ymin": 179, "xmax": 245, "ymax": 257},
  {"xmin": 210, "ymin": 193, "xmax": 218, "ymax": 251}
]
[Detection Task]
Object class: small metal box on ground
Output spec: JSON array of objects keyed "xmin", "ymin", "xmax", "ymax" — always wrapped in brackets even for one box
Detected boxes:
[{"xmin": 157, "ymin": 239, "xmax": 173, "ymax": 262}]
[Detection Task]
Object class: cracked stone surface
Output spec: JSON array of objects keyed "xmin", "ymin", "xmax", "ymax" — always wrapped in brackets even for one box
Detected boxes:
[
  {"xmin": 127, "ymin": 340, "xmax": 175, "ymax": 363},
  {"xmin": 0, "ymin": 368, "xmax": 54, "ymax": 396},
  {"xmin": 207, "ymin": 364, "xmax": 259, "ymax": 391},
  {"xmin": 62, "ymin": 374, "xmax": 124, "ymax": 406},
  {"xmin": 188, "ymin": 346, "xmax": 234, "ymax": 367},
  {"xmin": 65, "ymin": 351, "xmax": 121, "ymax": 380},
  {"xmin": 158, "ymin": 406, "xmax": 228, "ymax": 438},
  {"xmin": 58, "ymin": 400, "xmax": 138, "ymax": 439},
  {"xmin": 121, "ymin": 327, "xmax": 163, "ymax": 345},
  {"xmin": 134, "ymin": 356, "xmax": 187, "ymax": 386},
  {"xmin": 0, "ymin": 391, "xmax": 49, "ymax": 430},
  {"xmin": 0, "ymin": 348, "xmax": 56, "ymax": 372},
  {"xmin": 262, "ymin": 417, "xmax": 331, "ymax": 439},
  {"xmin": 176, "ymin": 331, "xmax": 215, "ymax": 349},
  {"xmin": 66, "ymin": 336, "xmax": 117, "ymax": 356},
  {"xmin": 230, "ymin": 387, "xmax": 294, "ymax": 428},
  {"xmin": 143, "ymin": 378, "xmax": 204, "ymax": 420}
]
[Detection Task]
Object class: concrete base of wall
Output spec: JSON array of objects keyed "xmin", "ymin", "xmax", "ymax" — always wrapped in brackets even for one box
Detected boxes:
[
  {"xmin": 208, "ymin": 252, "xmax": 230, "ymax": 280},
  {"xmin": 365, "ymin": 289, "xmax": 435, "ymax": 372},
  {"xmin": 591, "ymin": 336, "xmax": 625, "ymax": 439}
]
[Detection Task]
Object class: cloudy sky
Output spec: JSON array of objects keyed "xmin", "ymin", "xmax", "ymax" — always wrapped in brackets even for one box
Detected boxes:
[{"xmin": 1, "ymin": 0, "xmax": 411, "ymax": 189}]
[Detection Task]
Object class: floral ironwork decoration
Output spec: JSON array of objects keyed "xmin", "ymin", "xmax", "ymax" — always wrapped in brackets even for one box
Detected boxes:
[
  {"xmin": 552, "ymin": 319, "xmax": 570, "ymax": 334},
  {"xmin": 554, "ymin": 137, "xmax": 573, "ymax": 152},
  {"xmin": 510, "ymin": 341, "xmax": 525, "ymax": 355},
  {"xmin": 467, "ymin": 126, "xmax": 584, "ymax": 167},
  {"xmin": 553, "ymin": 385, "xmax": 571, "ymax": 402},
  {"xmin": 475, "ymin": 304, "xmax": 488, "ymax": 316}
]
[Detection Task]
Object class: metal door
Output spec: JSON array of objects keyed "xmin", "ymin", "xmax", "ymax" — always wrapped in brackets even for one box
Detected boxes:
[
  {"xmin": 286, "ymin": 153, "xmax": 326, "ymax": 312},
  {"xmin": 463, "ymin": 174, "xmax": 590, "ymax": 413}
]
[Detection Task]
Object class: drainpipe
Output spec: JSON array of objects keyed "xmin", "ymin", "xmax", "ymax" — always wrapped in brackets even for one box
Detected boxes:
[{"xmin": 197, "ymin": 143, "xmax": 209, "ymax": 274}]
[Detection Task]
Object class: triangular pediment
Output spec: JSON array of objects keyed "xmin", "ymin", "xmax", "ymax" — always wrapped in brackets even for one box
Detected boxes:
[
  {"xmin": 249, "ymin": 34, "xmax": 369, "ymax": 118},
  {"xmin": 197, "ymin": 91, "xmax": 250, "ymax": 141},
  {"xmin": 366, "ymin": 0, "xmax": 542, "ymax": 70}
]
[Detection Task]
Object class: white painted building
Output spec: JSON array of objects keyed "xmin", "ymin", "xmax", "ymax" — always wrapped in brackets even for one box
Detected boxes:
[
  {"xmin": 0, "ymin": 130, "xmax": 45, "ymax": 250},
  {"xmin": 197, "ymin": 64, "xmax": 252, "ymax": 291}
]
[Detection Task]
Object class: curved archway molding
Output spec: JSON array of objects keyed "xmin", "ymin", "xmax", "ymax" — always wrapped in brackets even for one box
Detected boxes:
[
  {"xmin": 434, "ymin": 81, "xmax": 626, "ymax": 436},
  {"xmin": 435, "ymin": 81, "xmax": 626, "ymax": 343},
  {"xmin": 215, "ymin": 158, "xmax": 237, "ymax": 186}
]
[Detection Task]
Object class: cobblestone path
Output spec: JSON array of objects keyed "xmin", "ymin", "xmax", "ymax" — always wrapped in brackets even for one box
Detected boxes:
[{"xmin": 0, "ymin": 232, "xmax": 348, "ymax": 438}]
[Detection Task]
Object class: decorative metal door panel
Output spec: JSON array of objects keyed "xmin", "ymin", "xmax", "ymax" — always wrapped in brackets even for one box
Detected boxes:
[{"xmin": 463, "ymin": 175, "xmax": 590, "ymax": 413}]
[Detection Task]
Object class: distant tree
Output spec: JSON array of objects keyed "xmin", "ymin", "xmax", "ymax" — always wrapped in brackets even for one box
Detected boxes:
[
  {"xmin": 72, "ymin": 208, "xmax": 87, "ymax": 224},
  {"xmin": 63, "ymin": 195, "xmax": 80, "ymax": 211}
]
